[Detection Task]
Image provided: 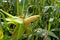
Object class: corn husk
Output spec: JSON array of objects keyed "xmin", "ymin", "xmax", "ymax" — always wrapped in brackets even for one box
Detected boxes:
[{"xmin": 23, "ymin": 15, "xmax": 40, "ymax": 25}]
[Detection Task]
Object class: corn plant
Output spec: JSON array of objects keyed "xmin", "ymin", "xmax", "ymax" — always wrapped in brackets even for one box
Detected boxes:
[{"xmin": 0, "ymin": 0, "xmax": 60, "ymax": 40}]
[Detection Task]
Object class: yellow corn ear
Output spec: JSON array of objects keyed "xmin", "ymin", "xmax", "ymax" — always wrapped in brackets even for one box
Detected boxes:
[{"xmin": 23, "ymin": 15, "xmax": 40, "ymax": 25}]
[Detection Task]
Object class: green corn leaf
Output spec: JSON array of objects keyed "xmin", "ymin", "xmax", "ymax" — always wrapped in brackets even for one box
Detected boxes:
[
  {"xmin": 34, "ymin": 28, "xmax": 59, "ymax": 39},
  {"xmin": 0, "ymin": 9, "xmax": 13, "ymax": 18},
  {"xmin": 12, "ymin": 24, "xmax": 24, "ymax": 40}
]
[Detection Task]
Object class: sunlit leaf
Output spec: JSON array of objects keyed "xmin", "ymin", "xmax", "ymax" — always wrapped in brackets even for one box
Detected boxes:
[{"xmin": 0, "ymin": 29, "xmax": 3, "ymax": 40}]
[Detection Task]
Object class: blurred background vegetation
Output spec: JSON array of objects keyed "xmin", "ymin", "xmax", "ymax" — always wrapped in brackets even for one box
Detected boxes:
[{"xmin": 0, "ymin": 0, "xmax": 60, "ymax": 40}]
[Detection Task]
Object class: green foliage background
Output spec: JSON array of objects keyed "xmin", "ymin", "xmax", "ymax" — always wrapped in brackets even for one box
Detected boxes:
[{"xmin": 0, "ymin": 0, "xmax": 60, "ymax": 40}]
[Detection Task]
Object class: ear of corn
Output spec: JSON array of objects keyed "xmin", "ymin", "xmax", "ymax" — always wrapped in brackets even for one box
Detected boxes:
[{"xmin": 23, "ymin": 15, "xmax": 40, "ymax": 25}]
